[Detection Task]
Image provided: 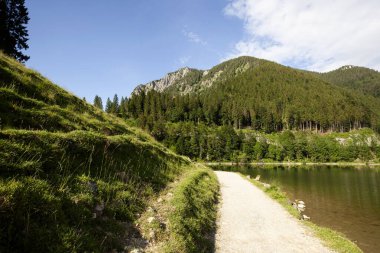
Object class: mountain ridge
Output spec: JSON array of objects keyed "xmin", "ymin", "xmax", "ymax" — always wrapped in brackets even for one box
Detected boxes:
[
  {"xmin": 127, "ymin": 56, "xmax": 380, "ymax": 133},
  {"xmin": 132, "ymin": 56, "xmax": 267, "ymax": 95},
  {"xmin": 132, "ymin": 56, "xmax": 380, "ymax": 98}
]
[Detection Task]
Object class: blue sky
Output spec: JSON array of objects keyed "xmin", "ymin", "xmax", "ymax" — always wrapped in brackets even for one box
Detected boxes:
[
  {"xmin": 25, "ymin": 0, "xmax": 380, "ymax": 102},
  {"xmin": 25, "ymin": 0, "xmax": 243, "ymax": 101}
]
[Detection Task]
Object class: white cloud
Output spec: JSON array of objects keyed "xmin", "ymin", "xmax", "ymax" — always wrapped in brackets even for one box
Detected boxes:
[
  {"xmin": 224, "ymin": 0, "xmax": 380, "ymax": 71},
  {"xmin": 182, "ymin": 29, "xmax": 207, "ymax": 46},
  {"xmin": 179, "ymin": 56, "xmax": 191, "ymax": 65}
]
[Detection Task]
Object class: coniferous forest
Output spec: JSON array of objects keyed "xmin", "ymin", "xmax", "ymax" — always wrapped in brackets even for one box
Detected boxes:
[{"xmin": 97, "ymin": 57, "xmax": 380, "ymax": 162}]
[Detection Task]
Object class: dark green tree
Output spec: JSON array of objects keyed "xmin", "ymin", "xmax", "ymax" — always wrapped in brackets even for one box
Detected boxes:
[
  {"xmin": 112, "ymin": 94, "xmax": 119, "ymax": 114},
  {"xmin": 279, "ymin": 131, "xmax": 296, "ymax": 160},
  {"xmin": 93, "ymin": 95, "xmax": 103, "ymax": 110},
  {"xmin": 105, "ymin": 98, "xmax": 112, "ymax": 113},
  {"xmin": 267, "ymin": 144, "xmax": 283, "ymax": 161},
  {"xmin": 242, "ymin": 135, "xmax": 256, "ymax": 160},
  {"xmin": 151, "ymin": 119, "xmax": 167, "ymax": 141},
  {"xmin": 253, "ymin": 141, "xmax": 268, "ymax": 160},
  {"xmin": 119, "ymin": 96, "xmax": 127, "ymax": 117},
  {"xmin": 0, "ymin": 0, "xmax": 30, "ymax": 62}
]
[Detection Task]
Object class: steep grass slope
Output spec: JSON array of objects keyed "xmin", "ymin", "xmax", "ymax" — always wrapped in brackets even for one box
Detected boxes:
[{"xmin": 0, "ymin": 53, "xmax": 196, "ymax": 252}]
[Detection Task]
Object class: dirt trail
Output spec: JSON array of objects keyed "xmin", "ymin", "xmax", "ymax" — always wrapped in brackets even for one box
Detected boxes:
[{"xmin": 215, "ymin": 171, "xmax": 334, "ymax": 253}]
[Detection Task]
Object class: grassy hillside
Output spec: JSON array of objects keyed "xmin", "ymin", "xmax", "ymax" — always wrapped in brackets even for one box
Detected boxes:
[
  {"xmin": 0, "ymin": 53, "xmax": 218, "ymax": 253},
  {"xmin": 0, "ymin": 52, "xmax": 147, "ymax": 135}
]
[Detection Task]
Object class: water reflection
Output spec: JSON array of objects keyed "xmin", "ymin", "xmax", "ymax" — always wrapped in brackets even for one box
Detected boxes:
[{"xmin": 214, "ymin": 165, "xmax": 380, "ymax": 253}]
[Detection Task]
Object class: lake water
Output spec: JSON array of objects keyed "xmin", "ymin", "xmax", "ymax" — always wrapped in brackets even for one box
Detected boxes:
[{"xmin": 213, "ymin": 165, "xmax": 380, "ymax": 253}]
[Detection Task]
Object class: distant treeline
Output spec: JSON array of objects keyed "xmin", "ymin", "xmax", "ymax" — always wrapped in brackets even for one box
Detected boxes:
[
  {"xmin": 151, "ymin": 122, "xmax": 379, "ymax": 162},
  {"xmin": 95, "ymin": 87, "xmax": 379, "ymax": 134},
  {"xmin": 94, "ymin": 93, "xmax": 380, "ymax": 162}
]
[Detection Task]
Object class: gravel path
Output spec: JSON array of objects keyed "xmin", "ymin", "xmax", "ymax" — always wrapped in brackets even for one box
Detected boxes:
[{"xmin": 215, "ymin": 171, "xmax": 334, "ymax": 253}]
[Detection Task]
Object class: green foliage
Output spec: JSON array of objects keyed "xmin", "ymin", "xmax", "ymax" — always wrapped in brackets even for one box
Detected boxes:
[
  {"xmin": 133, "ymin": 120, "xmax": 380, "ymax": 163},
  {"xmin": 165, "ymin": 167, "xmax": 219, "ymax": 253},
  {"xmin": 267, "ymin": 144, "xmax": 284, "ymax": 161},
  {"xmin": 0, "ymin": 53, "xmax": 190, "ymax": 252},
  {"xmin": 254, "ymin": 140, "xmax": 268, "ymax": 160},
  {"xmin": 319, "ymin": 66, "xmax": 380, "ymax": 98},
  {"xmin": 279, "ymin": 131, "xmax": 296, "ymax": 160},
  {"xmin": 126, "ymin": 56, "xmax": 380, "ymax": 133},
  {"xmin": 104, "ymin": 95, "xmax": 116, "ymax": 114},
  {"xmin": 0, "ymin": 0, "xmax": 30, "ymax": 62},
  {"xmin": 93, "ymin": 95, "xmax": 103, "ymax": 110}
]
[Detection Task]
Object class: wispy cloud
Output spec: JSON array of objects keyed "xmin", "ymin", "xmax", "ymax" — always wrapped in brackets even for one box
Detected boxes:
[
  {"xmin": 224, "ymin": 0, "xmax": 380, "ymax": 71},
  {"xmin": 179, "ymin": 56, "xmax": 191, "ymax": 65},
  {"xmin": 182, "ymin": 29, "xmax": 207, "ymax": 46}
]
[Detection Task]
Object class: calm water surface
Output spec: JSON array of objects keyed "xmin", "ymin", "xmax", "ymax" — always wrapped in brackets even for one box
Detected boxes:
[{"xmin": 215, "ymin": 165, "xmax": 380, "ymax": 253}]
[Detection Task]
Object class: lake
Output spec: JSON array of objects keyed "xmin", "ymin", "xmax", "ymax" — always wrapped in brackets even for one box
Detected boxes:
[{"xmin": 213, "ymin": 165, "xmax": 380, "ymax": 253}]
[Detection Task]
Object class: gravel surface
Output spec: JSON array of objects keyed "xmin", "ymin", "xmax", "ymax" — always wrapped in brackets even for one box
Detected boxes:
[{"xmin": 215, "ymin": 171, "xmax": 334, "ymax": 253}]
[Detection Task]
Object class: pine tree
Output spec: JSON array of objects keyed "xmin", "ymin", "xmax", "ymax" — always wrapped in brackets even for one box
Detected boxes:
[
  {"xmin": 105, "ymin": 98, "xmax": 112, "ymax": 113},
  {"xmin": 112, "ymin": 94, "xmax": 119, "ymax": 115},
  {"xmin": 0, "ymin": 0, "xmax": 30, "ymax": 62},
  {"xmin": 93, "ymin": 95, "xmax": 103, "ymax": 110},
  {"xmin": 119, "ymin": 96, "xmax": 126, "ymax": 117}
]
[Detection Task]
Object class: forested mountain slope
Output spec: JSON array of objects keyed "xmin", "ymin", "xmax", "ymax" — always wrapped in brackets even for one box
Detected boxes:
[
  {"xmin": 317, "ymin": 65, "xmax": 380, "ymax": 98},
  {"xmin": 0, "ymin": 53, "xmax": 205, "ymax": 252},
  {"xmin": 130, "ymin": 56, "xmax": 380, "ymax": 133}
]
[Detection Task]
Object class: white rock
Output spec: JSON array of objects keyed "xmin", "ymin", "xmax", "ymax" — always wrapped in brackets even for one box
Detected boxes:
[
  {"xmin": 297, "ymin": 203, "xmax": 305, "ymax": 209},
  {"xmin": 132, "ymin": 67, "xmax": 193, "ymax": 94},
  {"xmin": 303, "ymin": 214, "xmax": 310, "ymax": 220},
  {"xmin": 147, "ymin": 216, "xmax": 155, "ymax": 223},
  {"xmin": 130, "ymin": 249, "xmax": 143, "ymax": 253}
]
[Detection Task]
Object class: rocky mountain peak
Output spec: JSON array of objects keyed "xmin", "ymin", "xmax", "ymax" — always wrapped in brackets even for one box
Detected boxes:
[{"xmin": 132, "ymin": 67, "xmax": 198, "ymax": 95}]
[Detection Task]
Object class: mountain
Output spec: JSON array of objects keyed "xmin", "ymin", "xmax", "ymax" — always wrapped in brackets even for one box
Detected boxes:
[
  {"xmin": 130, "ymin": 56, "xmax": 380, "ymax": 133},
  {"xmin": 133, "ymin": 58, "xmax": 380, "ymax": 98},
  {"xmin": 0, "ymin": 53, "xmax": 218, "ymax": 253},
  {"xmin": 133, "ymin": 56, "xmax": 263, "ymax": 95},
  {"xmin": 133, "ymin": 67, "xmax": 204, "ymax": 95},
  {"xmin": 318, "ymin": 65, "xmax": 380, "ymax": 98}
]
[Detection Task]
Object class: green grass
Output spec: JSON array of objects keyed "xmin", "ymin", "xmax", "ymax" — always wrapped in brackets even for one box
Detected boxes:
[
  {"xmin": 0, "ymin": 52, "xmax": 194, "ymax": 252},
  {"xmin": 164, "ymin": 165, "xmax": 219, "ymax": 253},
  {"xmin": 0, "ymin": 129, "xmax": 190, "ymax": 252},
  {"xmin": 242, "ymin": 175, "xmax": 363, "ymax": 253}
]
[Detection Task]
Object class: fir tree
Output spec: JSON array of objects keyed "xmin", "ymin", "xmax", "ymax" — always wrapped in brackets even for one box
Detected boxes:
[
  {"xmin": 93, "ymin": 95, "xmax": 103, "ymax": 110},
  {"xmin": 105, "ymin": 97, "xmax": 112, "ymax": 113},
  {"xmin": 112, "ymin": 94, "xmax": 119, "ymax": 114},
  {"xmin": 0, "ymin": 0, "xmax": 30, "ymax": 62},
  {"xmin": 119, "ymin": 96, "xmax": 126, "ymax": 117}
]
